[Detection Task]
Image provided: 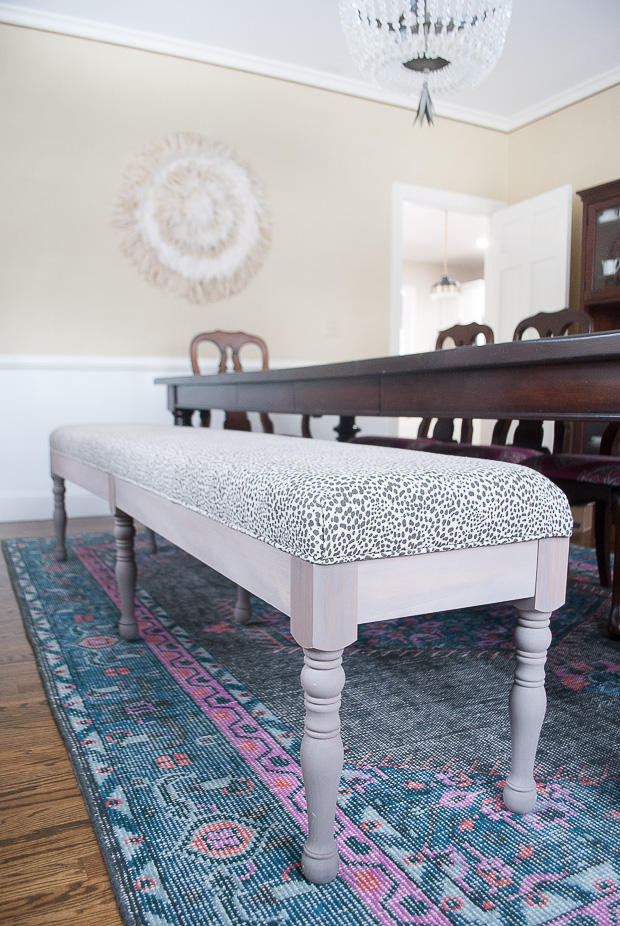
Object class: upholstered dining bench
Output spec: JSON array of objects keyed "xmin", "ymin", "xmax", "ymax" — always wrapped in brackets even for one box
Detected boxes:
[{"xmin": 50, "ymin": 423, "xmax": 572, "ymax": 886}]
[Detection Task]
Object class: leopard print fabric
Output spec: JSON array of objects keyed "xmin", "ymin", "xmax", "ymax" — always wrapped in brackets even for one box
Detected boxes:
[{"xmin": 51, "ymin": 424, "xmax": 572, "ymax": 565}]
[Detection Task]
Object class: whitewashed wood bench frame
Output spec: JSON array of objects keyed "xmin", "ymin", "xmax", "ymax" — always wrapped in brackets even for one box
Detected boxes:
[{"xmin": 51, "ymin": 447, "xmax": 570, "ymax": 886}]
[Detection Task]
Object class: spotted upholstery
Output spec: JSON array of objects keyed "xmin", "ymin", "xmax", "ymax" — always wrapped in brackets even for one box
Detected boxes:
[{"xmin": 51, "ymin": 424, "xmax": 572, "ymax": 566}]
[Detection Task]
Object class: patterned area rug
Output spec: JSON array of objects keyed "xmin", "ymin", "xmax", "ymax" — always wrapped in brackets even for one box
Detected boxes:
[{"xmin": 4, "ymin": 534, "xmax": 620, "ymax": 926}]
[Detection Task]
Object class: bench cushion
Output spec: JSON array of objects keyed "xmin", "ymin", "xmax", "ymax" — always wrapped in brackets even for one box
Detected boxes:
[{"xmin": 51, "ymin": 424, "xmax": 572, "ymax": 565}]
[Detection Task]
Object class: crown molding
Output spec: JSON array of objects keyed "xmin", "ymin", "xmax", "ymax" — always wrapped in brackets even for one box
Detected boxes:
[
  {"xmin": 502, "ymin": 65, "xmax": 620, "ymax": 132},
  {"xmin": 1, "ymin": 3, "xmax": 618, "ymax": 134}
]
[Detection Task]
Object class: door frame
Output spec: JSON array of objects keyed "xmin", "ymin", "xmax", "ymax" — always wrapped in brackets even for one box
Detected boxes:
[{"xmin": 390, "ymin": 183, "xmax": 506, "ymax": 355}]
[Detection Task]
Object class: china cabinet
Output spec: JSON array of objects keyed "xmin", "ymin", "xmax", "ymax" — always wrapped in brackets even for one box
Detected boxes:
[{"xmin": 578, "ymin": 179, "xmax": 620, "ymax": 331}]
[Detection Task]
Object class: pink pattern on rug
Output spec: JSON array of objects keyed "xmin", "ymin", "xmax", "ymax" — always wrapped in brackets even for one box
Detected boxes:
[{"xmin": 74, "ymin": 543, "xmax": 452, "ymax": 926}]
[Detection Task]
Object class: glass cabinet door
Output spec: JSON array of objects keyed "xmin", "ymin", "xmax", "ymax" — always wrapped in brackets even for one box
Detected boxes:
[
  {"xmin": 593, "ymin": 203, "xmax": 620, "ymax": 292},
  {"xmin": 578, "ymin": 179, "xmax": 620, "ymax": 331}
]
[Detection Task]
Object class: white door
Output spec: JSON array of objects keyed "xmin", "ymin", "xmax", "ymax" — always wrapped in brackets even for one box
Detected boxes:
[{"xmin": 484, "ymin": 185, "xmax": 573, "ymax": 343}]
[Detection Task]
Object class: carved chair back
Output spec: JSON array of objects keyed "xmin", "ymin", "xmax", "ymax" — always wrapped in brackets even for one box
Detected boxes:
[
  {"xmin": 189, "ymin": 330, "xmax": 273, "ymax": 433},
  {"xmin": 435, "ymin": 322, "xmax": 495, "ymax": 350},
  {"xmin": 513, "ymin": 309, "xmax": 592, "ymax": 342},
  {"xmin": 493, "ymin": 309, "xmax": 592, "ymax": 452},
  {"xmin": 190, "ymin": 330, "xmax": 270, "ymax": 375},
  {"xmin": 418, "ymin": 322, "xmax": 495, "ymax": 443},
  {"xmin": 507, "ymin": 310, "xmax": 620, "ymax": 631}
]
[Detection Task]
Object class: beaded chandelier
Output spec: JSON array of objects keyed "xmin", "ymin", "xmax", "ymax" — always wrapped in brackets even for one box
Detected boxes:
[{"xmin": 339, "ymin": 0, "xmax": 512, "ymax": 125}]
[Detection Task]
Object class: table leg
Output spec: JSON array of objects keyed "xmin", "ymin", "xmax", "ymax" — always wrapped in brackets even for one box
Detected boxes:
[
  {"xmin": 233, "ymin": 586, "xmax": 252, "ymax": 624},
  {"xmin": 334, "ymin": 416, "xmax": 360, "ymax": 442},
  {"xmin": 173, "ymin": 408, "xmax": 194, "ymax": 426},
  {"xmin": 143, "ymin": 528, "xmax": 158, "ymax": 554}
]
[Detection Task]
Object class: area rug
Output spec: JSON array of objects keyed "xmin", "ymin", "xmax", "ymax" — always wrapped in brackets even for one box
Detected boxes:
[{"xmin": 4, "ymin": 534, "xmax": 620, "ymax": 926}]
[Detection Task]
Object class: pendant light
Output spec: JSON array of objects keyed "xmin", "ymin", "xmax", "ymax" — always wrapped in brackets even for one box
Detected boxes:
[
  {"xmin": 339, "ymin": 0, "xmax": 512, "ymax": 127},
  {"xmin": 431, "ymin": 211, "xmax": 461, "ymax": 300}
]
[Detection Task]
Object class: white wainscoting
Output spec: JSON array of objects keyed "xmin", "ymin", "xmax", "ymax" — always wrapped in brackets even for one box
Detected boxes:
[{"xmin": 0, "ymin": 355, "xmax": 397, "ymax": 522}]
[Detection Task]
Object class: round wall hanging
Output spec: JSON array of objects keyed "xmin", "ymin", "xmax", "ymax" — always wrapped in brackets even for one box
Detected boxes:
[{"xmin": 114, "ymin": 133, "xmax": 272, "ymax": 303}]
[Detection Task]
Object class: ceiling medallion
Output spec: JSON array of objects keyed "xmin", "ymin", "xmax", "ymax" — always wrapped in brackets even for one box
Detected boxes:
[
  {"xmin": 340, "ymin": 0, "xmax": 512, "ymax": 126},
  {"xmin": 114, "ymin": 133, "xmax": 272, "ymax": 303}
]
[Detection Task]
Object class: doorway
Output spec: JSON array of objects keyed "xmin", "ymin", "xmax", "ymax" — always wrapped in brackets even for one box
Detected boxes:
[
  {"xmin": 390, "ymin": 184, "xmax": 505, "ymax": 356},
  {"xmin": 399, "ymin": 203, "xmax": 491, "ymax": 356},
  {"xmin": 391, "ymin": 184, "xmax": 505, "ymax": 441},
  {"xmin": 390, "ymin": 182, "xmax": 573, "ymax": 442}
]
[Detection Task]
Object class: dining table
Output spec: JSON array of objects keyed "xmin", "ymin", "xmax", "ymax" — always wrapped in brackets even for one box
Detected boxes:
[
  {"xmin": 155, "ymin": 330, "xmax": 620, "ymax": 438},
  {"xmin": 156, "ymin": 329, "xmax": 620, "ymax": 636}
]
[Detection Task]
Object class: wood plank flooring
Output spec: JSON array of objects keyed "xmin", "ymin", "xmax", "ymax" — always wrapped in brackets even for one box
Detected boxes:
[{"xmin": 0, "ymin": 517, "xmax": 124, "ymax": 926}]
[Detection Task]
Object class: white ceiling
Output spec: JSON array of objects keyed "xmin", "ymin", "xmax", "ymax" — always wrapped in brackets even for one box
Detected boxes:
[{"xmin": 2, "ymin": 0, "xmax": 620, "ymax": 130}]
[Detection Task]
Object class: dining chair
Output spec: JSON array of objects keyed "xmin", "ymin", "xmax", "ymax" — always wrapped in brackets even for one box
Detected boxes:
[
  {"xmin": 144, "ymin": 329, "xmax": 276, "ymax": 556},
  {"xmin": 523, "ymin": 431, "xmax": 620, "ymax": 638},
  {"xmin": 418, "ymin": 322, "xmax": 495, "ymax": 443},
  {"xmin": 187, "ymin": 329, "xmax": 275, "ymax": 621},
  {"xmin": 436, "ymin": 310, "xmax": 591, "ymax": 458},
  {"xmin": 491, "ymin": 309, "xmax": 593, "ymax": 452},
  {"xmin": 190, "ymin": 329, "xmax": 274, "ymax": 434},
  {"xmin": 349, "ymin": 322, "xmax": 495, "ymax": 449},
  {"xmin": 512, "ymin": 318, "xmax": 619, "ymax": 637},
  {"xmin": 428, "ymin": 309, "xmax": 620, "ymax": 638}
]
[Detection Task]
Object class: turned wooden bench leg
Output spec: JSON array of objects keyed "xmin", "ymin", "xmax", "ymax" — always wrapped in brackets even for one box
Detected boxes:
[
  {"xmin": 114, "ymin": 509, "xmax": 138, "ymax": 640},
  {"xmin": 52, "ymin": 475, "xmax": 68, "ymax": 561},
  {"xmin": 300, "ymin": 647, "xmax": 345, "ymax": 885},
  {"xmin": 503, "ymin": 606, "xmax": 552, "ymax": 814}
]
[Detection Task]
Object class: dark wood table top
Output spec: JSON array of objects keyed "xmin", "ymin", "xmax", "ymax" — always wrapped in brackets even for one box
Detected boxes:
[{"xmin": 156, "ymin": 330, "xmax": 620, "ymax": 423}]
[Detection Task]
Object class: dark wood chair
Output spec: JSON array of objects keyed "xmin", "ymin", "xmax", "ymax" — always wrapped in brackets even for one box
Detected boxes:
[
  {"xmin": 190, "ymin": 330, "xmax": 274, "ymax": 434},
  {"xmin": 418, "ymin": 323, "xmax": 494, "ymax": 443},
  {"xmin": 350, "ymin": 322, "xmax": 495, "ymax": 448},
  {"xmin": 513, "ymin": 309, "xmax": 593, "ymax": 340},
  {"xmin": 431, "ymin": 309, "xmax": 619, "ymax": 638},
  {"xmin": 491, "ymin": 309, "xmax": 593, "ymax": 452},
  {"xmin": 508, "ymin": 307, "xmax": 619, "ymax": 637},
  {"xmin": 435, "ymin": 321, "xmax": 495, "ymax": 346},
  {"xmin": 188, "ymin": 330, "xmax": 275, "ymax": 622},
  {"xmin": 144, "ymin": 330, "xmax": 275, "ymax": 556},
  {"xmin": 524, "ymin": 432, "xmax": 620, "ymax": 637}
]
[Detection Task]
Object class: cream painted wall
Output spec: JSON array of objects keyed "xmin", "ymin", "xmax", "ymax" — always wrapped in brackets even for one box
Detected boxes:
[
  {"xmin": 1, "ymin": 24, "xmax": 507, "ymax": 363},
  {"xmin": 507, "ymin": 84, "xmax": 620, "ymax": 310}
]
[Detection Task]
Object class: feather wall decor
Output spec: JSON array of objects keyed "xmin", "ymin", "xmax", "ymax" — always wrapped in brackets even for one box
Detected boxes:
[{"xmin": 114, "ymin": 133, "xmax": 272, "ymax": 303}]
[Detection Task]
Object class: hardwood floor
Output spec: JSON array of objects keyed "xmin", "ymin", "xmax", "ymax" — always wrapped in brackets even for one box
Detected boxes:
[{"xmin": 0, "ymin": 517, "xmax": 123, "ymax": 926}]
